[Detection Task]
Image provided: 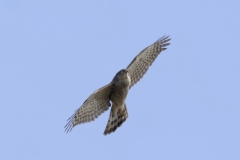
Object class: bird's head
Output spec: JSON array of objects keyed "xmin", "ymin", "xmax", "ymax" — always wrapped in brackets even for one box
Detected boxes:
[
  {"xmin": 117, "ymin": 69, "xmax": 128, "ymax": 76},
  {"xmin": 112, "ymin": 69, "xmax": 130, "ymax": 84}
]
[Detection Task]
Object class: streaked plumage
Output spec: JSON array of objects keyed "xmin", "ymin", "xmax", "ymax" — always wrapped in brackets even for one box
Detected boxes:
[{"xmin": 65, "ymin": 35, "xmax": 171, "ymax": 135}]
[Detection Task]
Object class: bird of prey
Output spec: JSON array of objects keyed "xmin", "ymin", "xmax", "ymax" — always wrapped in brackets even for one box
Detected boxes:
[{"xmin": 65, "ymin": 35, "xmax": 171, "ymax": 135}]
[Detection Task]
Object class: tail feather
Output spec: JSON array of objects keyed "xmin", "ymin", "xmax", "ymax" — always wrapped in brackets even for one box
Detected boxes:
[{"xmin": 104, "ymin": 104, "xmax": 128, "ymax": 135}]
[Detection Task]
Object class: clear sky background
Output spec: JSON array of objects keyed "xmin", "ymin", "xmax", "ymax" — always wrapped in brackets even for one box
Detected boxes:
[{"xmin": 1, "ymin": 1, "xmax": 240, "ymax": 160}]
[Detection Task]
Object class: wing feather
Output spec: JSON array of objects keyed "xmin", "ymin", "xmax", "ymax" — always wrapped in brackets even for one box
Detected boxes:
[
  {"xmin": 64, "ymin": 83, "xmax": 112, "ymax": 133},
  {"xmin": 127, "ymin": 35, "xmax": 171, "ymax": 88}
]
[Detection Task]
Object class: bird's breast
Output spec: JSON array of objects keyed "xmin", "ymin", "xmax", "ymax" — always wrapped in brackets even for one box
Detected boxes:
[{"xmin": 110, "ymin": 76, "xmax": 130, "ymax": 106}]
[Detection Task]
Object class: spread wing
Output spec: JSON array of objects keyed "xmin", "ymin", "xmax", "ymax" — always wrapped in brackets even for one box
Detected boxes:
[
  {"xmin": 64, "ymin": 83, "xmax": 113, "ymax": 133},
  {"xmin": 126, "ymin": 35, "xmax": 171, "ymax": 88}
]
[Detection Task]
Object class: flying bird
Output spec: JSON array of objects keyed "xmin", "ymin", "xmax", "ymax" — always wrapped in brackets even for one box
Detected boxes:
[{"xmin": 65, "ymin": 35, "xmax": 171, "ymax": 135}]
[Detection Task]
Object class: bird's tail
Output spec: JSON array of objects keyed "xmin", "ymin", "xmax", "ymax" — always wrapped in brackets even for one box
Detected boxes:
[{"xmin": 104, "ymin": 103, "xmax": 128, "ymax": 135}]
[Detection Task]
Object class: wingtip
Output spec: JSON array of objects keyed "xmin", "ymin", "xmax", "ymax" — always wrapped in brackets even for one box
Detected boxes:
[
  {"xmin": 157, "ymin": 35, "xmax": 171, "ymax": 51},
  {"xmin": 160, "ymin": 35, "xmax": 171, "ymax": 41},
  {"xmin": 64, "ymin": 114, "xmax": 75, "ymax": 133}
]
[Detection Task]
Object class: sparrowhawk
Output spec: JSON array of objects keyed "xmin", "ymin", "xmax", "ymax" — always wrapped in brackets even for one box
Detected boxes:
[{"xmin": 65, "ymin": 36, "xmax": 171, "ymax": 135}]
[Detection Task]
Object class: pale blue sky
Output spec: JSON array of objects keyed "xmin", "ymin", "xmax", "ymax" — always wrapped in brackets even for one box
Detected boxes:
[{"xmin": 1, "ymin": 1, "xmax": 240, "ymax": 160}]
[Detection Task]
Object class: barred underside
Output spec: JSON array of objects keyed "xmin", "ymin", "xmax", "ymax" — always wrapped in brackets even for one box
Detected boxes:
[
  {"xmin": 104, "ymin": 104, "xmax": 128, "ymax": 135},
  {"xmin": 127, "ymin": 36, "xmax": 171, "ymax": 88},
  {"xmin": 64, "ymin": 84, "xmax": 112, "ymax": 133}
]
